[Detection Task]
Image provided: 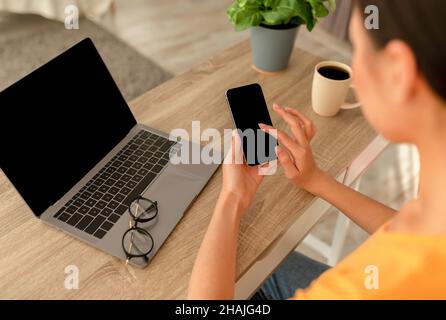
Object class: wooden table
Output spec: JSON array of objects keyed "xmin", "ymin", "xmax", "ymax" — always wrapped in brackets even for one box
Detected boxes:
[{"xmin": 0, "ymin": 41, "xmax": 383, "ymax": 299}]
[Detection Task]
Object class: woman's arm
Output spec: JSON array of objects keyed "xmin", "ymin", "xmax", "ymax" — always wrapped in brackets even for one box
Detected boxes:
[
  {"xmin": 188, "ymin": 131, "xmax": 263, "ymax": 299},
  {"xmin": 188, "ymin": 104, "xmax": 396, "ymax": 299},
  {"xmin": 308, "ymin": 170, "xmax": 396, "ymax": 234},
  {"xmin": 187, "ymin": 191, "xmax": 244, "ymax": 300},
  {"xmin": 261, "ymin": 104, "xmax": 396, "ymax": 234}
]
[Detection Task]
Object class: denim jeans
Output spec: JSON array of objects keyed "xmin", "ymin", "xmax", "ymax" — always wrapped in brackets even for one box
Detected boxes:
[{"xmin": 251, "ymin": 251, "xmax": 330, "ymax": 300}]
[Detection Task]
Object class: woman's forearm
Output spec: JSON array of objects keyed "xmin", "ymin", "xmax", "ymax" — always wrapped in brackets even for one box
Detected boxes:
[
  {"xmin": 310, "ymin": 171, "xmax": 397, "ymax": 234},
  {"xmin": 187, "ymin": 192, "xmax": 244, "ymax": 300}
]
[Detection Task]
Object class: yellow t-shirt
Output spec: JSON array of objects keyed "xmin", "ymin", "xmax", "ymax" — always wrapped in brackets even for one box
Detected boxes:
[{"xmin": 294, "ymin": 222, "xmax": 446, "ymax": 299}]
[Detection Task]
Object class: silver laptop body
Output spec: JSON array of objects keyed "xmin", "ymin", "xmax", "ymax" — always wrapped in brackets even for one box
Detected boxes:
[{"xmin": 0, "ymin": 38, "xmax": 219, "ymax": 268}]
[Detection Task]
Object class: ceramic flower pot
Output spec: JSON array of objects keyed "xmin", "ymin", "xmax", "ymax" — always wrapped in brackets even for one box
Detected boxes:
[{"xmin": 250, "ymin": 24, "xmax": 299, "ymax": 74}]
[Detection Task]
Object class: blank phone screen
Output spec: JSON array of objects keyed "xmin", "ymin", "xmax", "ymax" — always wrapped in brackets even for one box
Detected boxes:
[{"xmin": 226, "ymin": 83, "xmax": 277, "ymax": 166}]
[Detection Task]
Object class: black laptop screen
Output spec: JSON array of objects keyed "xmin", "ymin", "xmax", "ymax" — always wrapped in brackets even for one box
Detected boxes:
[{"xmin": 0, "ymin": 38, "xmax": 137, "ymax": 216}]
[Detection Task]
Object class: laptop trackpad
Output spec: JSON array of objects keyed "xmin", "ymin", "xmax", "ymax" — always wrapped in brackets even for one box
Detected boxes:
[
  {"xmin": 136, "ymin": 165, "xmax": 206, "ymax": 255},
  {"xmin": 145, "ymin": 165, "xmax": 204, "ymax": 215}
]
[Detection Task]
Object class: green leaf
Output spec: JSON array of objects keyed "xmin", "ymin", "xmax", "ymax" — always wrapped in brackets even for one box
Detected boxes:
[
  {"xmin": 327, "ymin": 0, "xmax": 336, "ymax": 11},
  {"xmin": 226, "ymin": 0, "xmax": 336, "ymax": 32},
  {"xmin": 227, "ymin": 0, "xmax": 263, "ymax": 31},
  {"xmin": 277, "ymin": 0, "xmax": 313, "ymax": 25},
  {"xmin": 264, "ymin": 0, "xmax": 280, "ymax": 9},
  {"xmin": 307, "ymin": 0, "xmax": 329, "ymax": 18},
  {"xmin": 290, "ymin": 16, "xmax": 305, "ymax": 26},
  {"xmin": 261, "ymin": 7, "xmax": 294, "ymax": 25},
  {"xmin": 235, "ymin": 10, "xmax": 263, "ymax": 31}
]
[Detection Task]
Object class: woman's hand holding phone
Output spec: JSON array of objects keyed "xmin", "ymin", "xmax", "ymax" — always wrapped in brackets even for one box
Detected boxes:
[
  {"xmin": 220, "ymin": 102, "xmax": 326, "ymax": 217},
  {"xmin": 220, "ymin": 130, "xmax": 264, "ymax": 216},
  {"xmin": 259, "ymin": 104, "xmax": 327, "ymax": 195}
]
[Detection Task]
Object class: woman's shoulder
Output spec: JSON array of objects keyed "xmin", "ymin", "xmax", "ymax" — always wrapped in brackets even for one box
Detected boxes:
[
  {"xmin": 386, "ymin": 200, "xmax": 421, "ymax": 232},
  {"xmin": 386, "ymin": 200, "xmax": 446, "ymax": 235}
]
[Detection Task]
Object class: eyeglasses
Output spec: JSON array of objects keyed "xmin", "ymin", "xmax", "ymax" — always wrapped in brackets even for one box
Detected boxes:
[{"xmin": 121, "ymin": 196, "xmax": 158, "ymax": 264}]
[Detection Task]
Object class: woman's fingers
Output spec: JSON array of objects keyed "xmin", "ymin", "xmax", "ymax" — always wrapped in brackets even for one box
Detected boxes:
[
  {"xmin": 223, "ymin": 131, "xmax": 234, "ymax": 164},
  {"xmin": 272, "ymin": 104, "xmax": 308, "ymax": 147},
  {"xmin": 283, "ymin": 106, "xmax": 316, "ymax": 141},
  {"xmin": 276, "ymin": 146, "xmax": 299, "ymax": 180},
  {"xmin": 273, "ymin": 103, "xmax": 316, "ymax": 142},
  {"xmin": 233, "ymin": 130, "xmax": 246, "ymax": 165},
  {"xmin": 224, "ymin": 130, "xmax": 244, "ymax": 165},
  {"xmin": 258, "ymin": 124, "xmax": 305, "ymax": 161},
  {"xmin": 284, "ymin": 107, "xmax": 312, "ymax": 126}
]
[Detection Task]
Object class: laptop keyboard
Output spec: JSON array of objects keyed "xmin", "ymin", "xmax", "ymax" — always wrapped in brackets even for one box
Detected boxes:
[{"xmin": 53, "ymin": 130, "xmax": 177, "ymax": 239}]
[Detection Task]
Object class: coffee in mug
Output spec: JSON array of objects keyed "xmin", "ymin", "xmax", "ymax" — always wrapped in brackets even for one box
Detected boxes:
[{"xmin": 311, "ymin": 61, "xmax": 360, "ymax": 117}]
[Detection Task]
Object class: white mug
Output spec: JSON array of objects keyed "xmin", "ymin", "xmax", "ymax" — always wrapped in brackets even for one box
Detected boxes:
[{"xmin": 311, "ymin": 61, "xmax": 360, "ymax": 117}]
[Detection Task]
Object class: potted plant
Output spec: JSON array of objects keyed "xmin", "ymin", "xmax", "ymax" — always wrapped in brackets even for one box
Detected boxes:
[{"xmin": 227, "ymin": 0, "xmax": 336, "ymax": 74}]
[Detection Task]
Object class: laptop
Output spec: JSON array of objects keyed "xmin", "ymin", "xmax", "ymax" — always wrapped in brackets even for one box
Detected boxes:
[{"xmin": 0, "ymin": 38, "xmax": 219, "ymax": 267}]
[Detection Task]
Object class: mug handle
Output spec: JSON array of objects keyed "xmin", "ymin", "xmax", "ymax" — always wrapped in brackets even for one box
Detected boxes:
[{"xmin": 341, "ymin": 84, "xmax": 361, "ymax": 110}]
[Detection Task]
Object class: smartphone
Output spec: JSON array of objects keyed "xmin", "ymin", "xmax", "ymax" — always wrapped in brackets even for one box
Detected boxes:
[{"xmin": 225, "ymin": 83, "xmax": 278, "ymax": 166}]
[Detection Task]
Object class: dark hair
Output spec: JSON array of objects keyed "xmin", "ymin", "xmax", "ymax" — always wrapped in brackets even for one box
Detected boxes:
[{"xmin": 356, "ymin": 0, "xmax": 446, "ymax": 101}]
